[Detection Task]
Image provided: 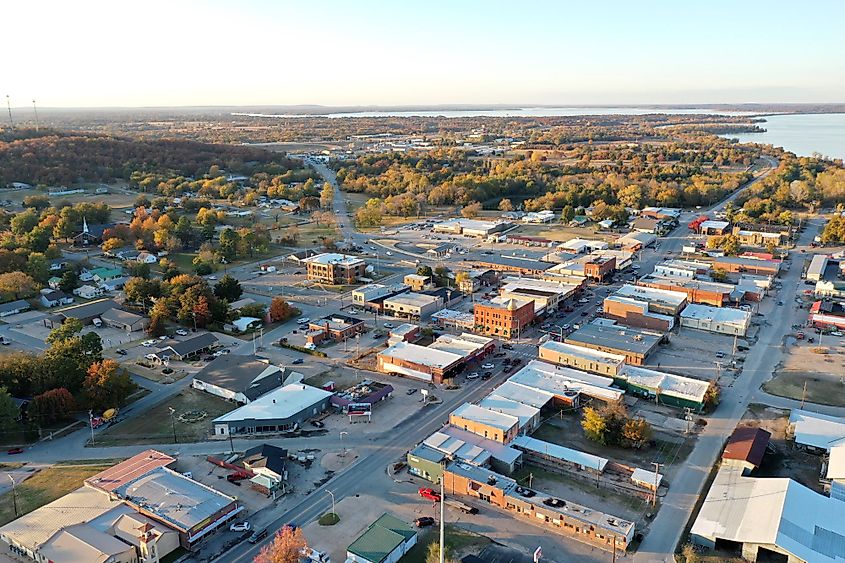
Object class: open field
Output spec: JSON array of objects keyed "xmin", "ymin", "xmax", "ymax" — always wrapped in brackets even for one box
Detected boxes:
[
  {"xmin": 274, "ymin": 221, "xmax": 340, "ymax": 248},
  {"xmin": 93, "ymin": 388, "xmax": 233, "ymax": 445},
  {"xmin": 509, "ymin": 222, "xmax": 620, "ymax": 243},
  {"xmin": 764, "ymin": 336, "xmax": 845, "ymax": 406},
  {"xmin": 1, "ymin": 184, "xmax": 137, "ymax": 209},
  {"xmin": 0, "ymin": 463, "xmax": 113, "ymax": 527}
]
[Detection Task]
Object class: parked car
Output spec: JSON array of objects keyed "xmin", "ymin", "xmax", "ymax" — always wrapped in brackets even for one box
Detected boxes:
[
  {"xmin": 175, "ymin": 329, "xmax": 188, "ymax": 336},
  {"xmin": 6, "ymin": 447, "xmax": 24, "ymax": 455},
  {"xmin": 406, "ymin": 388, "xmax": 418, "ymax": 395},
  {"xmin": 482, "ymin": 372, "xmax": 492, "ymax": 379},
  {"xmin": 493, "ymin": 352, "xmax": 506, "ymax": 358},
  {"xmin": 248, "ymin": 528, "xmax": 268, "ymax": 543},
  {"xmin": 291, "ymin": 358, "xmax": 304, "ymax": 365},
  {"xmin": 414, "ymin": 517, "xmax": 435, "ymax": 527},
  {"xmin": 561, "ymin": 324, "xmax": 570, "ymax": 330},
  {"xmin": 304, "ymin": 343, "xmax": 317, "ymax": 351},
  {"xmin": 297, "ymin": 317, "xmax": 311, "ymax": 324},
  {"xmin": 418, "ymin": 487, "xmax": 441, "ymax": 502},
  {"xmin": 115, "ymin": 348, "xmax": 127, "ymax": 355},
  {"xmin": 142, "ymin": 340, "xmax": 156, "ymax": 347},
  {"xmin": 502, "ymin": 343, "xmax": 514, "ymax": 350},
  {"xmin": 481, "ymin": 363, "xmax": 494, "ymax": 369},
  {"xmin": 383, "ymin": 323, "xmax": 395, "ymax": 329},
  {"xmin": 466, "ymin": 372, "xmax": 480, "ymax": 380},
  {"xmin": 144, "ymin": 353, "xmax": 158, "ymax": 361},
  {"xmin": 230, "ymin": 521, "xmax": 251, "ymax": 532}
]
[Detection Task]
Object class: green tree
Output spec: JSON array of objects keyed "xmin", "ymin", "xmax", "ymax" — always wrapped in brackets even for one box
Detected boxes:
[
  {"xmin": 581, "ymin": 406, "xmax": 608, "ymax": 444},
  {"xmin": 416, "ymin": 265, "xmax": 434, "ymax": 277},
  {"xmin": 46, "ymin": 318, "xmax": 84, "ymax": 345},
  {"xmin": 219, "ymin": 228, "xmax": 240, "ymax": 263},
  {"xmin": 11, "ymin": 208, "xmax": 39, "ymax": 236},
  {"xmin": 0, "ymin": 388, "xmax": 20, "ymax": 433},
  {"xmin": 59, "ymin": 269, "xmax": 80, "ymax": 293},
  {"xmin": 26, "ymin": 252, "xmax": 50, "ymax": 284},
  {"xmin": 561, "ymin": 205, "xmax": 576, "ymax": 223},
  {"xmin": 214, "ymin": 275, "xmax": 243, "ymax": 302}
]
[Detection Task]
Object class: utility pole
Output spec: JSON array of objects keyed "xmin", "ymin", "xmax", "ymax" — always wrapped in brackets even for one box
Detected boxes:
[
  {"xmin": 5, "ymin": 95, "xmax": 13, "ymax": 128},
  {"xmin": 651, "ymin": 462, "xmax": 662, "ymax": 507},
  {"xmin": 612, "ymin": 536, "xmax": 617, "ymax": 563},
  {"xmin": 88, "ymin": 410, "xmax": 95, "ymax": 446},
  {"xmin": 800, "ymin": 380, "xmax": 808, "ymax": 409},
  {"xmin": 439, "ymin": 475, "xmax": 445, "ymax": 563},
  {"xmin": 168, "ymin": 407, "xmax": 177, "ymax": 443},
  {"xmin": 32, "ymin": 99, "xmax": 39, "ymax": 131}
]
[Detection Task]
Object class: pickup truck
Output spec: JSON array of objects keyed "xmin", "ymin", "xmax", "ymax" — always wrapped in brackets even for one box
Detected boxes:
[{"xmin": 418, "ymin": 487, "xmax": 441, "ymax": 502}]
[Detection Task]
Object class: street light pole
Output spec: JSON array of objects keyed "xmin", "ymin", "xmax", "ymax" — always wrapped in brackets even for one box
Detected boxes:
[
  {"xmin": 168, "ymin": 407, "xmax": 177, "ymax": 443},
  {"xmin": 7, "ymin": 474, "xmax": 18, "ymax": 517},
  {"xmin": 325, "ymin": 489, "xmax": 336, "ymax": 517},
  {"xmin": 340, "ymin": 431, "xmax": 348, "ymax": 456},
  {"xmin": 88, "ymin": 410, "xmax": 95, "ymax": 446}
]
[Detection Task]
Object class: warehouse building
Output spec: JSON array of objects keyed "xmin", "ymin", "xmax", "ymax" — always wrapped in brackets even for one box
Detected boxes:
[
  {"xmin": 806, "ymin": 254, "xmax": 830, "ymax": 282},
  {"xmin": 192, "ymin": 355, "xmax": 284, "ymax": 404},
  {"xmin": 538, "ymin": 341, "xmax": 625, "ymax": 377},
  {"xmin": 613, "ymin": 285, "xmax": 688, "ymax": 315},
  {"xmin": 614, "ymin": 365, "xmax": 711, "ymax": 412},
  {"xmin": 638, "ymin": 274, "xmax": 734, "ymax": 307},
  {"xmin": 653, "ymin": 259, "xmax": 711, "ymax": 280},
  {"xmin": 433, "ymin": 218, "xmax": 511, "ymax": 237},
  {"xmin": 713, "ymin": 256, "xmax": 781, "ymax": 276},
  {"xmin": 377, "ymin": 333, "xmax": 494, "ymax": 383},
  {"xmin": 691, "ymin": 465, "xmax": 845, "ymax": 563},
  {"xmin": 680, "ymin": 303, "xmax": 752, "ymax": 336},
  {"xmin": 478, "ymin": 394, "xmax": 542, "ymax": 433},
  {"xmin": 212, "ymin": 384, "xmax": 334, "ymax": 438},
  {"xmin": 603, "ymin": 296, "xmax": 676, "ymax": 331},
  {"xmin": 564, "ymin": 322, "xmax": 664, "ymax": 365},
  {"xmin": 548, "ymin": 255, "xmax": 616, "ymax": 282},
  {"xmin": 473, "ymin": 255, "xmax": 555, "ymax": 276},
  {"xmin": 442, "ymin": 462, "xmax": 635, "ymax": 552},
  {"xmin": 787, "ymin": 408, "xmax": 845, "ymax": 453},
  {"xmin": 617, "ymin": 231, "xmax": 656, "ymax": 251},
  {"xmin": 508, "ymin": 359, "xmax": 624, "ymax": 404},
  {"xmin": 383, "ymin": 292, "xmax": 443, "ymax": 320},
  {"xmin": 498, "ymin": 276, "xmax": 578, "ymax": 315}
]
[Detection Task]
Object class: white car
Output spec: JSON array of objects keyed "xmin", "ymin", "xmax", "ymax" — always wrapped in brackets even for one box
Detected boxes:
[
  {"xmin": 230, "ymin": 521, "xmax": 251, "ymax": 532},
  {"xmin": 142, "ymin": 339, "xmax": 156, "ymax": 347},
  {"xmin": 561, "ymin": 323, "xmax": 571, "ymax": 330},
  {"xmin": 832, "ymin": 331, "xmax": 844, "ymax": 337},
  {"xmin": 466, "ymin": 372, "xmax": 480, "ymax": 380},
  {"xmin": 481, "ymin": 363, "xmax": 495, "ymax": 370},
  {"xmin": 175, "ymin": 329, "xmax": 188, "ymax": 336},
  {"xmin": 208, "ymin": 275, "xmax": 218, "ymax": 281},
  {"xmin": 383, "ymin": 323, "xmax": 395, "ymax": 329},
  {"xmin": 144, "ymin": 353, "xmax": 158, "ymax": 361},
  {"xmin": 578, "ymin": 298, "xmax": 589, "ymax": 304},
  {"xmin": 304, "ymin": 343, "xmax": 317, "ymax": 351},
  {"xmin": 297, "ymin": 317, "xmax": 311, "ymax": 324},
  {"xmin": 386, "ymin": 251, "xmax": 393, "ymax": 256}
]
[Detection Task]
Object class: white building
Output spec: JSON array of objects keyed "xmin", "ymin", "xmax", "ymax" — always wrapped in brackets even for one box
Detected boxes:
[
  {"xmin": 788, "ymin": 409, "xmax": 845, "ymax": 452},
  {"xmin": 680, "ymin": 303, "xmax": 753, "ymax": 336},
  {"xmin": 383, "ymin": 293, "xmax": 443, "ymax": 319}
]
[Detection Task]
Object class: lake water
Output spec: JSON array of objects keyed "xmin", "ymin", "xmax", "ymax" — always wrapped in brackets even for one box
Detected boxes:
[
  {"xmin": 234, "ymin": 106, "xmax": 754, "ymax": 119},
  {"xmin": 724, "ymin": 113, "xmax": 845, "ymax": 160}
]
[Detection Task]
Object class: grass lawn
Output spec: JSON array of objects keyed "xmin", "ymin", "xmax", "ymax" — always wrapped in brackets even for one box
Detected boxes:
[
  {"xmin": 403, "ymin": 524, "xmax": 490, "ymax": 563},
  {"xmin": 763, "ymin": 370, "xmax": 845, "ymax": 407},
  {"xmin": 0, "ymin": 463, "xmax": 114, "ymax": 526},
  {"xmin": 93, "ymin": 388, "xmax": 234, "ymax": 446},
  {"xmin": 274, "ymin": 222, "xmax": 340, "ymax": 248}
]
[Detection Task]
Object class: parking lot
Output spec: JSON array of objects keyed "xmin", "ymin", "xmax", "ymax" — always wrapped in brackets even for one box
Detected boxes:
[{"xmin": 649, "ymin": 328, "xmax": 750, "ymax": 385}]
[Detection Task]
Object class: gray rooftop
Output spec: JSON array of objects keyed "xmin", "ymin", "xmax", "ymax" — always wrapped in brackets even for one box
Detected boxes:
[{"xmin": 565, "ymin": 322, "xmax": 663, "ymax": 355}]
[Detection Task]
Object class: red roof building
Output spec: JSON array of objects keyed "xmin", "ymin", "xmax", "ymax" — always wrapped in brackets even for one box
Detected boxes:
[{"xmin": 722, "ymin": 427, "xmax": 771, "ymax": 475}]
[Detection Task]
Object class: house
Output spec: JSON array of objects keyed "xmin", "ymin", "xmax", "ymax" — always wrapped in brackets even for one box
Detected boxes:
[
  {"xmin": 73, "ymin": 284, "xmax": 105, "ymax": 299},
  {"xmin": 100, "ymin": 308, "xmax": 147, "ymax": 332},
  {"xmin": 0, "ymin": 299, "xmax": 30, "ymax": 317},
  {"xmin": 40, "ymin": 289, "xmax": 73, "ymax": 308},
  {"xmin": 156, "ymin": 333, "xmax": 218, "ymax": 362},
  {"xmin": 630, "ymin": 217, "xmax": 663, "ymax": 234},
  {"xmin": 426, "ymin": 243, "xmax": 455, "ymax": 258},
  {"xmin": 193, "ymin": 355, "xmax": 283, "ymax": 404},
  {"xmin": 135, "ymin": 251, "xmax": 158, "ymax": 264},
  {"xmin": 346, "ymin": 513, "xmax": 417, "ymax": 563},
  {"xmin": 50, "ymin": 299, "xmax": 121, "ymax": 325},
  {"xmin": 722, "ymin": 427, "xmax": 771, "ymax": 475},
  {"xmin": 242, "ymin": 444, "xmax": 287, "ymax": 484},
  {"xmin": 100, "ymin": 276, "xmax": 129, "ymax": 292},
  {"xmin": 49, "ymin": 259, "xmax": 68, "ymax": 272},
  {"xmin": 212, "ymin": 384, "xmax": 334, "ymax": 438},
  {"xmin": 48, "ymin": 276, "xmax": 62, "ymax": 289},
  {"xmin": 90, "ymin": 267, "xmax": 124, "ymax": 284}
]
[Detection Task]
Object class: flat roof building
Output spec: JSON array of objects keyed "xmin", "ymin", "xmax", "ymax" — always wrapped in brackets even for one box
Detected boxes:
[
  {"xmin": 653, "ymin": 259, "xmax": 712, "ymax": 279},
  {"xmin": 508, "ymin": 359, "xmax": 624, "ymax": 403},
  {"xmin": 473, "ymin": 297, "xmax": 535, "ymax": 339},
  {"xmin": 377, "ymin": 333, "xmax": 494, "ymax": 384},
  {"xmin": 450, "ymin": 403, "xmax": 519, "ymax": 444},
  {"xmin": 212, "ymin": 384, "xmax": 334, "ymax": 437},
  {"xmin": 713, "ymin": 256, "xmax": 781, "ymax": 276},
  {"xmin": 613, "ymin": 284, "xmax": 688, "ymax": 315},
  {"xmin": 680, "ymin": 303, "xmax": 753, "ymax": 336},
  {"xmin": 538, "ymin": 340, "xmax": 625, "ymax": 377},
  {"xmin": 638, "ymin": 274, "xmax": 734, "ymax": 307},
  {"xmin": 807, "ymin": 254, "xmax": 829, "ymax": 282},
  {"xmin": 615, "ymin": 365, "xmax": 711, "ymax": 412},
  {"xmin": 303, "ymin": 253, "xmax": 367, "ymax": 284},
  {"xmin": 383, "ymin": 292, "xmax": 443, "ymax": 320},
  {"xmin": 472, "ymin": 255, "xmax": 555, "ymax": 275},
  {"xmin": 564, "ymin": 321, "xmax": 664, "ymax": 365},
  {"xmin": 603, "ymin": 295, "xmax": 676, "ymax": 332}
]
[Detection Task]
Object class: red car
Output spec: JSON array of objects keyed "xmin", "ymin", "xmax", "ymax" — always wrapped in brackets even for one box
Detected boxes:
[
  {"xmin": 418, "ymin": 487, "xmax": 441, "ymax": 502},
  {"xmin": 7, "ymin": 448, "xmax": 24, "ymax": 455}
]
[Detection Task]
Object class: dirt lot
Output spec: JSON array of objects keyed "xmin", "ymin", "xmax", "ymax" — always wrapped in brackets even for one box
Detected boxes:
[
  {"xmin": 741, "ymin": 403, "xmax": 825, "ymax": 492},
  {"xmin": 94, "ymin": 388, "xmax": 234, "ymax": 445},
  {"xmin": 764, "ymin": 334, "xmax": 845, "ymax": 406},
  {"xmin": 649, "ymin": 329, "xmax": 749, "ymax": 385},
  {"xmin": 511, "ymin": 223, "xmax": 620, "ymax": 243}
]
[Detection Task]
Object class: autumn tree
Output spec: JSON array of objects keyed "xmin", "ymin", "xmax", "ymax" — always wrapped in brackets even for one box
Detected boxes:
[
  {"xmin": 84, "ymin": 359, "xmax": 136, "ymax": 411},
  {"xmin": 460, "ymin": 201, "xmax": 482, "ymax": 218},
  {"xmin": 254, "ymin": 526, "xmax": 306, "ymax": 563},
  {"xmin": 30, "ymin": 388, "xmax": 75, "ymax": 424},
  {"xmin": 622, "ymin": 417, "xmax": 652, "ymax": 449},
  {"xmin": 581, "ymin": 406, "xmax": 609, "ymax": 444},
  {"xmin": 0, "ymin": 271, "xmax": 38, "ymax": 301},
  {"xmin": 269, "ymin": 297, "xmax": 298, "ymax": 322},
  {"xmin": 454, "ymin": 271, "xmax": 471, "ymax": 292},
  {"xmin": 320, "ymin": 182, "xmax": 334, "ymax": 209},
  {"xmin": 498, "ymin": 198, "xmax": 513, "ymax": 212}
]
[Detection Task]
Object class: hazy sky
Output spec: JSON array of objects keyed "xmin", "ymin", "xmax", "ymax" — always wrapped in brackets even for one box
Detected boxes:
[{"xmin": 6, "ymin": 0, "xmax": 844, "ymax": 108}]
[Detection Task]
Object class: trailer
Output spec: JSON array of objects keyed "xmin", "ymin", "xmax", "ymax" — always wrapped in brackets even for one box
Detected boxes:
[{"xmin": 445, "ymin": 498, "xmax": 478, "ymax": 514}]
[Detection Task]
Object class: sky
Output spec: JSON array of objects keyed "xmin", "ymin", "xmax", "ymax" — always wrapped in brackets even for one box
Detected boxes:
[{"xmin": 5, "ymin": 0, "xmax": 845, "ymax": 108}]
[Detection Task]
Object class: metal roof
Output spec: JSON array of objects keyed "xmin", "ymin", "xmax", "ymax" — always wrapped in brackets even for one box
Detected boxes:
[
  {"xmin": 347, "ymin": 513, "xmax": 416, "ymax": 563},
  {"xmin": 451, "ymin": 403, "xmax": 519, "ymax": 432},
  {"xmin": 511, "ymin": 435, "xmax": 607, "ymax": 472},
  {"xmin": 213, "ymin": 384, "xmax": 333, "ymax": 424},
  {"xmin": 565, "ymin": 322, "xmax": 663, "ymax": 356},
  {"xmin": 788, "ymin": 409, "xmax": 845, "ymax": 451}
]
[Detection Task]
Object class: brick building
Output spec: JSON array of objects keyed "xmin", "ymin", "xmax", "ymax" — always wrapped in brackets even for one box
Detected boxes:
[
  {"xmin": 303, "ymin": 253, "xmax": 367, "ymax": 284},
  {"xmin": 473, "ymin": 297, "xmax": 535, "ymax": 339}
]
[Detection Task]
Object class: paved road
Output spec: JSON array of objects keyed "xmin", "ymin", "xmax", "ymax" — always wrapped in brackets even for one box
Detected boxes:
[{"xmin": 305, "ymin": 158, "xmax": 356, "ymax": 243}]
